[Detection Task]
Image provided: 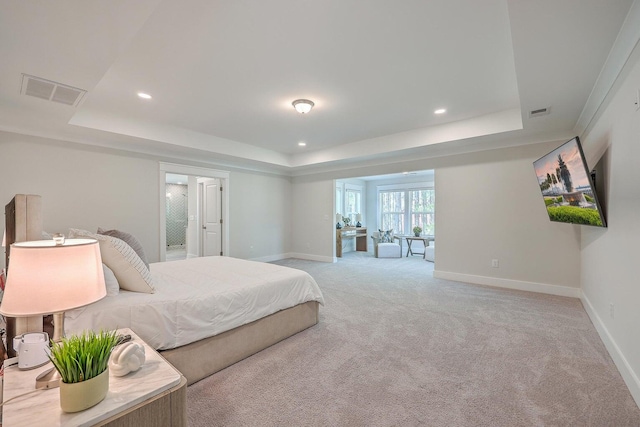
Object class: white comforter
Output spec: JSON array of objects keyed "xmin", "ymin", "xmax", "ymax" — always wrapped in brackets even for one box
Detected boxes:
[{"xmin": 65, "ymin": 256, "xmax": 325, "ymax": 350}]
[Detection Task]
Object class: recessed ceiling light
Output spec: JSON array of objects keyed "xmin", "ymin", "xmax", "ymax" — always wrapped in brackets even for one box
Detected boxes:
[
  {"xmin": 434, "ymin": 108, "xmax": 446, "ymax": 114},
  {"xmin": 298, "ymin": 142, "xmax": 307, "ymax": 147},
  {"xmin": 402, "ymin": 172, "xmax": 409, "ymax": 175},
  {"xmin": 137, "ymin": 92, "xmax": 152, "ymax": 100},
  {"xmin": 292, "ymin": 99, "xmax": 314, "ymax": 114}
]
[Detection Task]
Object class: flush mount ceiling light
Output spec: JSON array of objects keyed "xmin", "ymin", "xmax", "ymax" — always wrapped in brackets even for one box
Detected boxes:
[
  {"xmin": 137, "ymin": 92, "xmax": 152, "ymax": 100},
  {"xmin": 292, "ymin": 99, "xmax": 314, "ymax": 114},
  {"xmin": 434, "ymin": 108, "xmax": 446, "ymax": 114}
]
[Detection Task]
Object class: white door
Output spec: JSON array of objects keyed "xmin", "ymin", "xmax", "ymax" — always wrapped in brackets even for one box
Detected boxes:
[{"xmin": 200, "ymin": 178, "xmax": 222, "ymax": 256}]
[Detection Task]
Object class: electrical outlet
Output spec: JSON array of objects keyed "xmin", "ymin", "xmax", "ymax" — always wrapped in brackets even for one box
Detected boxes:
[
  {"xmin": 491, "ymin": 259, "xmax": 499, "ymax": 268},
  {"xmin": 610, "ymin": 303, "xmax": 615, "ymax": 319}
]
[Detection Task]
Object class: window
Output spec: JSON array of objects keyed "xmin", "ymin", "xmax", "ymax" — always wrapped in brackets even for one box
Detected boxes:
[
  {"xmin": 409, "ymin": 189, "xmax": 435, "ymax": 235},
  {"xmin": 345, "ymin": 188, "xmax": 362, "ymax": 223},
  {"xmin": 336, "ymin": 181, "xmax": 363, "ymax": 225},
  {"xmin": 378, "ymin": 185, "xmax": 434, "ymax": 235},
  {"xmin": 379, "ymin": 191, "xmax": 405, "ymax": 233}
]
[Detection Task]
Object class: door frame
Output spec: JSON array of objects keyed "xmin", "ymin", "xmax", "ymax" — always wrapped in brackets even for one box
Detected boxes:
[{"xmin": 159, "ymin": 162, "xmax": 230, "ymax": 261}]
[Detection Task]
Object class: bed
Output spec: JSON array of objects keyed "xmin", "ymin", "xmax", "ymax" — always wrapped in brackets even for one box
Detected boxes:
[
  {"xmin": 65, "ymin": 256, "xmax": 325, "ymax": 384},
  {"xmin": 3, "ymin": 194, "xmax": 325, "ymax": 385}
]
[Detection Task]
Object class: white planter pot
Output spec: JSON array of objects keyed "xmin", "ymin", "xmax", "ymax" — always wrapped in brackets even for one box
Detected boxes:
[{"xmin": 59, "ymin": 368, "xmax": 109, "ymax": 413}]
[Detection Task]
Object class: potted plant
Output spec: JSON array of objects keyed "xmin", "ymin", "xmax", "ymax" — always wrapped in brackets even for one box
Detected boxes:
[
  {"xmin": 48, "ymin": 330, "xmax": 119, "ymax": 413},
  {"xmin": 412, "ymin": 226, "xmax": 422, "ymax": 237}
]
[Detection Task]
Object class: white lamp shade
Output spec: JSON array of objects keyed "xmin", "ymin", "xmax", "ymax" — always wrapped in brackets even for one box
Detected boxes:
[
  {"xmin": 356, "ymin": 214, "xmax": 362, "ymax": 222},
  {"xmin": 336, "ymin": 213, "xmax": 342, "ymax": 223},
  {"xmin": 0, "ymin": 239, "xmax": 106, "ymax": 316}
]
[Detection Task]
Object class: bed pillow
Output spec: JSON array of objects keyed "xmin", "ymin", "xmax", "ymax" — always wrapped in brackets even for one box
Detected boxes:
[
  {"xmin": 102, "ymin": 263, "xmax": 120, "ymax": 296},
  {"xmin": 97, "ymin": 227, "xmax": 149, "ymax": 268},
  {"xmin": 68, "ymin": 228, "xmax": 155, "ymax": 294}
]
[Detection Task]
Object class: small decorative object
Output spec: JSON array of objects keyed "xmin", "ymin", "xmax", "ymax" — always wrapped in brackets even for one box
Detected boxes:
[
  {"xmin": 356, "ymin": 214, "xmax": 362, "ymax": 227},
  {"xmin": 342, "ymin": 216, "xmax": 351, "ymax": 227},
  {"xmin": 109, "ymin": 341, "xmax": 146, "ymax": 377},
  {"xmin": 49, "ymin": 330, "xmax": 119, "ymax": 413},
  {"xmin": 413, "ymin": 226, "xmax": 422, "ymax": 237}
]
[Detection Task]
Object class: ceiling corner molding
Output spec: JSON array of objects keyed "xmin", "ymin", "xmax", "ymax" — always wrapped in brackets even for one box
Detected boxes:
[{"xmin": 575, "ymin": 0, "xmax": 640, "ymax": 135}]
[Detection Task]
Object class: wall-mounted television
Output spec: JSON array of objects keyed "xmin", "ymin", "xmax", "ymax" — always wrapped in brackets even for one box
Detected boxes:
[{"xmin": 533, "ymin": 136, "xmax": 606, "ymax": 227}]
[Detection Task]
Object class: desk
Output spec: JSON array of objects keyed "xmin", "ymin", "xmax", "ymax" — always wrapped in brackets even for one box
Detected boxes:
[
  {"xmin": 403, "ymin": 236, "xmax": 434, "ymax": 258},
  {"xmin": 2, "ymin": 328, "xmax": 187, "ymax": 427},
  {"xmin": 336, "ymin": 227, "xmax": 367, "ymax": 257}
]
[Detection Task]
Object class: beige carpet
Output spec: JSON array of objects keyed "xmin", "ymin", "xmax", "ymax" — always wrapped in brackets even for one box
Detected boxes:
[{"xmin": 187, "ymin": 252, "xmax": 640, "ymax": 426}]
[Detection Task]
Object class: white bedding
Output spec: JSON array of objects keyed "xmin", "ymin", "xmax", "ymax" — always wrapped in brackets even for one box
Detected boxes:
[{"xmin": 65, "ymin": 256, "xmax": 325, "ymax": 350}]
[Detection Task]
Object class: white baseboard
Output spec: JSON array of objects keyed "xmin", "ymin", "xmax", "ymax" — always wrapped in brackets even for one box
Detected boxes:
[
  {"xmin": 249, "ymin": 252, "xmax": 334, "ymax": 263},
  {"xmin": 433, "ymin": 270, "xmax": 582, "ymax": 298},
  {"xmin": 581, "ymin": 294, "xmax": 640, "ymax": 409},
  {"xmin": 249, "ymin": 253, "xmax": 290, "ymax": 263},
  {"xmin": 287, "ymin": 252, "xmax": 335, "ymax": 263}
]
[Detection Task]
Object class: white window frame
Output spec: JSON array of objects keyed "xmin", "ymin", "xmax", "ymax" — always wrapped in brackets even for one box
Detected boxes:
[
  {"xmin": 344, "ymin": 184, "xmax": 362, "ymax": 224},
  {"xmin": 377, "ymin": 183, "xmax": 434, "ymax": 236}
]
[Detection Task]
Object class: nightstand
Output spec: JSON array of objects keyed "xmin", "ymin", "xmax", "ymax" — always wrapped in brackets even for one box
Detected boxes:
[{"xmin": 2, "ymin": 328, "xmax": 187, "ymax": 426}]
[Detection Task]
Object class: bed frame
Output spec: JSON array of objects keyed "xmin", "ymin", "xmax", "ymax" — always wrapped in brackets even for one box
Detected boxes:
[
  {"xmin": 161, "ymin": 300, "xmax": 319, "ymax": 385},
  {"xmin": 4, "ymin": 194, "xmax": 320, "ymax": 384}
]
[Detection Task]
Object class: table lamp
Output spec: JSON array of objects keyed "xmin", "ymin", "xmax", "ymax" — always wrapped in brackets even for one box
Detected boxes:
[
  {"xmin": 0, "ymin": 238, "xmax": 106, "ymax": 389},
  {"xmin": 336, "ymin": 213, "xmax": 343, "ymax": 229},
  {"xmin": 356, "ymin": 214, "xmax": 362, "ymax": 227}
]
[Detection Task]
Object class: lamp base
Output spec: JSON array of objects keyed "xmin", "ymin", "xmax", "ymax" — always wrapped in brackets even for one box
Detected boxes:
[{"xmin": 36, "ymin": 366, "xmax": 61, "ymax": 389}]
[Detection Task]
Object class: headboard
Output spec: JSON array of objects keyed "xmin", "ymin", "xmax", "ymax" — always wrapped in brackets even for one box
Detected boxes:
[{"xmin": 3, "ymin": 194, "xmax": 47, "ymax": 358}]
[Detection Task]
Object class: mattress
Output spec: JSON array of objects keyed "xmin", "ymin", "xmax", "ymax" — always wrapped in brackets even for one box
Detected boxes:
[{"xmin": 65, "ymin": 256, "xmax": 325, "ymax": 350}]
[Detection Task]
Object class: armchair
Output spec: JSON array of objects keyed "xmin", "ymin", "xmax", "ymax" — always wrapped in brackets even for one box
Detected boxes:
[{"xmin": 371, "ymin": 230, "xmax": 401, "ymax": 258}]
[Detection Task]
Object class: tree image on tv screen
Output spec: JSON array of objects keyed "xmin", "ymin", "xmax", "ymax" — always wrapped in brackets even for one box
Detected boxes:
[
  {"xmin": 557, "ymin": 154, "xmax": 573, "ymax": 192},
  {"xmin": 533, "ymin": 137, "xmax": 605, "ymax": 227}
]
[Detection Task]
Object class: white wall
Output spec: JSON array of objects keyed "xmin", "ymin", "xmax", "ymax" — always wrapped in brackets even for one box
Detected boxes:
[
  {"xmin": 290, "ymin": 177, "xmax": 334, "ymax": 262},
  {"xmin": 294, "ymin": 141, "xmax": 582, "ymax": 297},
  {"xmin": 579, "ymin": 40, "xmax": 640, "ymax": 406},
  {"xmin": 434, "ymin": 144, "xmax": 581, "ymax": 296},
  {"xmin": 230, "ymin": 170, "xmax": 292, "ymax": 260},
  {"xmin": 0, "ymin": 132, "xmax": 293, "ymax": 266},
  {"xmin": 0, "ymin": 134, "xmax": 159, "ymax": 267}
]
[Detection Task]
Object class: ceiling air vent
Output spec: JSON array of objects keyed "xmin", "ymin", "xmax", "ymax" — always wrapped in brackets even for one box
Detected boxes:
[
  {"xmin": 529, "ymin": 107, "xmax": 550, "ymax": 118},
  {"xmin": 20, "ymin": 74, "xmax": 86, "ymax": 106}
]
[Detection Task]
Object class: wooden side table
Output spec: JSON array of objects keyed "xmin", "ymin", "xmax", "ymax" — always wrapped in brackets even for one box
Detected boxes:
[
  {"xmin": 404, "ymin": 236, "xmax": 434, "ymax": 258},
  {"xmin": 2, "ymin": 328, "xmax": 187, "ymax": 427}
]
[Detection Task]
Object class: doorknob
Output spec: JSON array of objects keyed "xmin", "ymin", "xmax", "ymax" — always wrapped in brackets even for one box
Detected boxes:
[{"xmin": 202, "ymin": 225, "xmax": 207, "ymax": 229}]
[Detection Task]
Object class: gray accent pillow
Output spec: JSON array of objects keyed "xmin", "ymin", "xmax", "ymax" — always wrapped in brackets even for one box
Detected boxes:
[
  {"xmin": 97, "ymin": 228, "xmax": 149, "ymax": 268},
  {"xmin": 70, "ymin": 228, "xmax": 154, "ymax": 294},
  {"xmin": 102, "ymin": 263, "xmax": 120, "ymax": 296}
]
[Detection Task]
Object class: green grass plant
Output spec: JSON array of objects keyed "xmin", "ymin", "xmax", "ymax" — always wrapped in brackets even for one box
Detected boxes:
[
  {"xmin": 547, "ymin": 206, "xmax": 603, "ymax": 226},
  {"xmin": 48, "ymin": 330, "xmax": 119, "ymax": 384}
]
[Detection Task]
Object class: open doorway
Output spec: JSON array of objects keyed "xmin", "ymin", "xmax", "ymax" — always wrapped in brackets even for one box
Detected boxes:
[
  {"xmin": 159, "ymin": 163, "xmax": 230, "ymax": 262},
  {"xmin": 335, "ymin": 170, "xmax": 435, "ymax": 262},
  {"xmin": 165, "ymin": 173, "xmax": 189, "ymax": 261}
]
